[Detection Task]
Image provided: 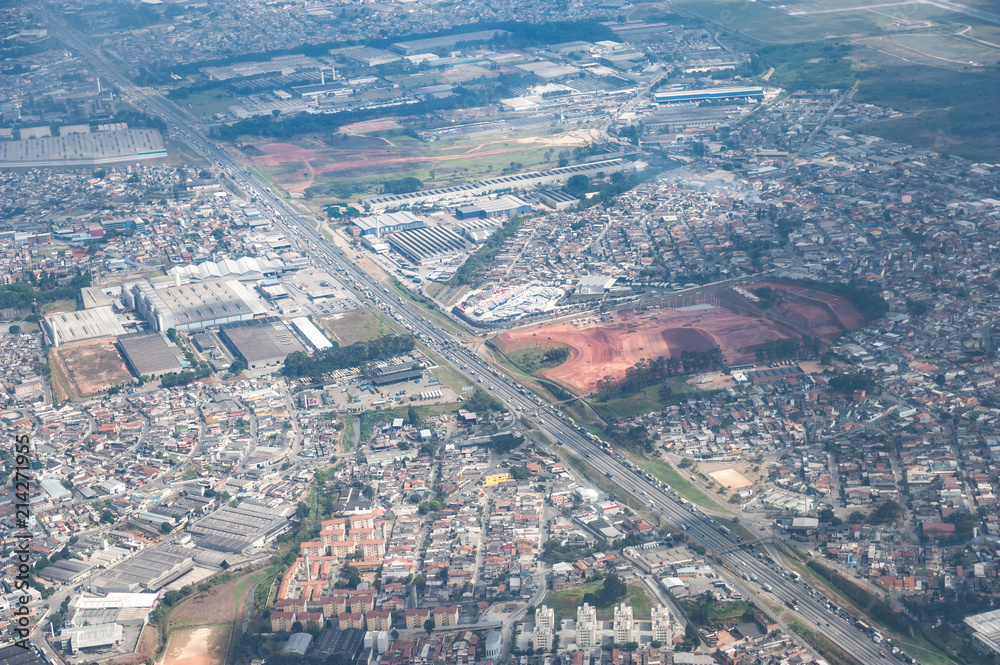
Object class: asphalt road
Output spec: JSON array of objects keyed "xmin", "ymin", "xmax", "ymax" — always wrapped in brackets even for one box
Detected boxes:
[{"xmin": 39, "ymin": 11, "xmax": 918, "ymax": 663}]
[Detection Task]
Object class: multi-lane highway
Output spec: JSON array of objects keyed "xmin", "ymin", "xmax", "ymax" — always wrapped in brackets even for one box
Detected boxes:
[{"xmin": 41, "ymin": 10, "xmax": 918, "ymax": 663}]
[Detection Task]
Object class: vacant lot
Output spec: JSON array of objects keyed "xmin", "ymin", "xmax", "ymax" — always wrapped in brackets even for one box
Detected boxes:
[
  {"xmin": 547, "ymin": 582, "xmax": 655, "ymax": 620},
  {"xmin": 318, "ymin": 309, "xmax": 392, "ymax": 345},
  {"xmin": 246, "ymin": 124, "xmax": 597, "ymax": 203},
  {"xmin": 497, "ymin": 301, "xmax": 789, "ymax": 393},
  {"xmin": 50, "ymin": 337, "xmax": 132, "ymax": 400},
  {"xmin": 160, "ymin": 624, "xmax": 230, "ymax": 665}
]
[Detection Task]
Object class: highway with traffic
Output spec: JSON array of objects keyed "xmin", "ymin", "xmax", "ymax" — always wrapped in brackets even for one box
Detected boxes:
[{"xmin": 40, "ymin": 10, "xmax": 918, "ymax": 664}]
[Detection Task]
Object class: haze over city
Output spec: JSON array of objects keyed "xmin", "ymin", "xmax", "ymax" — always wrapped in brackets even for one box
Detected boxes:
[{"xmin": 2, "ymin": 1, "xmax": 1000, "ymax": 665}]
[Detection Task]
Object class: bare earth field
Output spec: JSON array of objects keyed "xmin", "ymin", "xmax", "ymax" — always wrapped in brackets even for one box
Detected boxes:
[
  {"xmin": 50, "ymin": 337, "xmax": 132, "ymax": 400},
  {"xmin": 497, "ymin": 283, "xmax": 865, "ymax": 393},
  {"xmin": 745, "ymin": 280, "xmax": 866, "ymax": 334},
  {"xmin": 497, "ymin": 302, "xmax": 789, "ymax": 393},
  {"xmin": 160, "ymin": 625, "xmax": 229, "ymax": 665},
  {"xmin": 167, "ymin": 577, "xmax": 242, "ymax": 630},
  {"xmin": 709, "ymin": 468, "xmax": 753, "ymax": 489}
]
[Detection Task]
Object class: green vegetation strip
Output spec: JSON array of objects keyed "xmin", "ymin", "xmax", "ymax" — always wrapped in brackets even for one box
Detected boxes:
[
  {"xmin": 791, "ymin": 622, "xmax": 865, "ymax": 665},
  {"xmin": 642, "ymin": 457, "xmax": 726, "ymax": 512}
]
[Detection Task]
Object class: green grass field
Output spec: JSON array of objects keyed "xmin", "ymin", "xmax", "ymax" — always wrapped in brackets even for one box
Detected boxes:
[
  {"xmin": 317, "ymin": 309, "xmax": 395, "ymax": 345},
  {"xmin": 591, "ymin": 377, "xmax": 709, "ymax": 421},
  {"xmin": 508, "ymin": 347, "xmax": 571, "ymax": 373},
  {"xmin": 547, "ymin": 582, "xmax": 654, "ymax": 619},
  {"xmin": 641, "ymin": 457, "xmax": 728, "ymax": 513}
]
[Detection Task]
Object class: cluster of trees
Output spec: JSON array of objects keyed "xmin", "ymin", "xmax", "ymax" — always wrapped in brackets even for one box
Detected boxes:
[
  {"xmin": 581, "ymin": 573, "xmax": 628, "ymax": 607},
  {"xmin": 382, "ymin": 177, "xmax": 423, "ymax": 195},
  {"xmin": 680, "ymin": 597, "xmax": 756, "ymax": 628},
  {"xmin": 608, "ymin": 424, "xmax": 655, "ymax": 453},
  {"xmin": 904, "ymin": 591, "xmax": 992, "ymax": 625},
  {"xmin": 575, "ymin": 171, "xmax": 657, "ymax": 210},
  {"xmin": 596, "ymin": 348, "xmax": 725, "ymax": 398},
  {"xmin": 449, "ymin": 217, "xmax": 524, "ymax": 286},
  {"xmin": 542, "ymin": 347, "xmax": 570, "ymax": 365},
  {"xmin": 159, "ymin": 364, "xmax": 212, "ymax": 388},
  {"xmin": 463, "ymin": 388, "xmax": 506, "ymax": 413},
  {"xmin": 491, "ymin": 433, "xmax": 525, "ymax": 455},
  {"xmin": 675, "ymin": 623, "xmax": 701, "ymax": 652},
  {"xmin": 541, "ymin": 540, "xmax": 594, "ymax": 563},
  {"xmin": 921, "ymin": 510, "xmax": 979, "ymax": 544},
  {"xmin": 0, "ymin": 269, "xmax": 90, "ymax": 310},
  {"xmin": 509, "ymin": 465, "xmax": 532, "ymax": 480},
  {"xmin": 828, "ymin": 372, "xmax": 876, "ymax": 396},
  {"xmin": 754, "ymin": 335, "xmax": 821, "ymax": 363},
  {"xmin": 282, "ymin": 334, "xmax": 415, "ymax": 379}
]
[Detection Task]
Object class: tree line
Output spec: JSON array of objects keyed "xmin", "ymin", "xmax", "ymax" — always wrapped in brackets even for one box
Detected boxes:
[
  {"xmin": 211, "ymin": 87, "xmax": 494, "ymax": 141},
  {"xmin": 282, "ymin": 334, "xmax": 415, "ymax": 379},
  {"xmin": 0, "ymin": 270, "xmax": 91, "ymax": 310},
  {"xmin": 449, "ymin": 216, "xmax": 524, "ymax": 286},
  {"xmin": 596, "ymin": 348, "xmax": 725, "ymax": 398},
  {"xmin": 754, "ymin": 335, "xmax": 821, "ymax": 363}
]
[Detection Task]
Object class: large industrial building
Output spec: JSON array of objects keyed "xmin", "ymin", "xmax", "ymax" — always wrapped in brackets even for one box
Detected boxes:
[
  {"xmin": 385, "ymin": 226, "xmax": 471, "ymax": 264},
  {"xmin": 89, "ymin": 544, "xmax": 195, "ymax": 594},
  {"xmin": 186, "ymin": 502, "xmax": 292, "ymax": 554},
  {"xmin": 352, "ymin": 210, "xmax": 426, "ymax": 236},
  {"xmin": 456, "ymin": 195, "xmax": 531, "ymax": 219},
  {"xmin": 218, "ymin": 317, "xmax": 307, "ymax": 370},
  {"xmin": 128, "ymin": 279, "xmax": 267, "ymax": 332},
  {"xmin": 576, "ymin": 275, "xmax": 617, "ymax": 295},
  {"xmin": 43, "ymin": 306, "xmax": 126, "ymax": 346},
  {"xmin": 116, "ymin": 332, "xmax": 185, "ymax": 378},
  {"xmin": 167, "ymin": 256, "xmax": 288, "ymax": 282},
  {"xmin": 654, "ymin": 86, "xmax": 763, "ymax": 104},
  {"xmin": 965, "ymin": 609, "xmax": 1000, "ymax": 662},
  {"xmin": 61, "ymin": 623, "xmax": 124, "ymax": 655}
]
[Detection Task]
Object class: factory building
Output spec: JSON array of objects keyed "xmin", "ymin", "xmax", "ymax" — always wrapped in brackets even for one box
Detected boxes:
[
  {"xmin": 290, "ymin": 316, "xmax": 333, "ymax": 350},
  {"xmin": 219, "ymin": 317, "xmax": 307, "ymax": 370},
  {"xmin": 537, "ymin": 188, "xmax": 580, "ymax": 210},
  {"xmin": 352, "ymin": 210, "xmax": 426, "ymax": 236},
  {"xmin": 186, "ymin": 502, "xmax": 292, "ymax": 554},
  {"xmin": 89, "ymin": 544, "xmax": 195, "ymax": 594},
  {"xmin": 166, "ymin": 257, "xmax": 288, "ymax": 282},
  {"xmin": 43, "ymin": 306, "xmax": 126, "ymax": 346},
  {"xmin": 62, "ymin": 623, "xmax": 124, "ymax": 655},
  {"xmin": 653, "ymin": 86, "xmax": 763, "ymax": 104},
  {"xmin": 128, "ymin": 279, "xmax": 267, "ymax": 332},
  {"xmin": 456, "ymin": 217, "xmax": 502, "ymax": 243},
  {"xmin": 455, "ymin": 195, "xmax": 531, "ymax": 219},
  {"xmin": 116, "ymin": 332, "xmax": 184, "ymax": 378},
  {"xmin": 385, "ymin": 226, "xmax": 470, "ymax": 264},
  {"xmin": 576, "ymin": 275, "xmax": 617, "ymax": 295}
]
